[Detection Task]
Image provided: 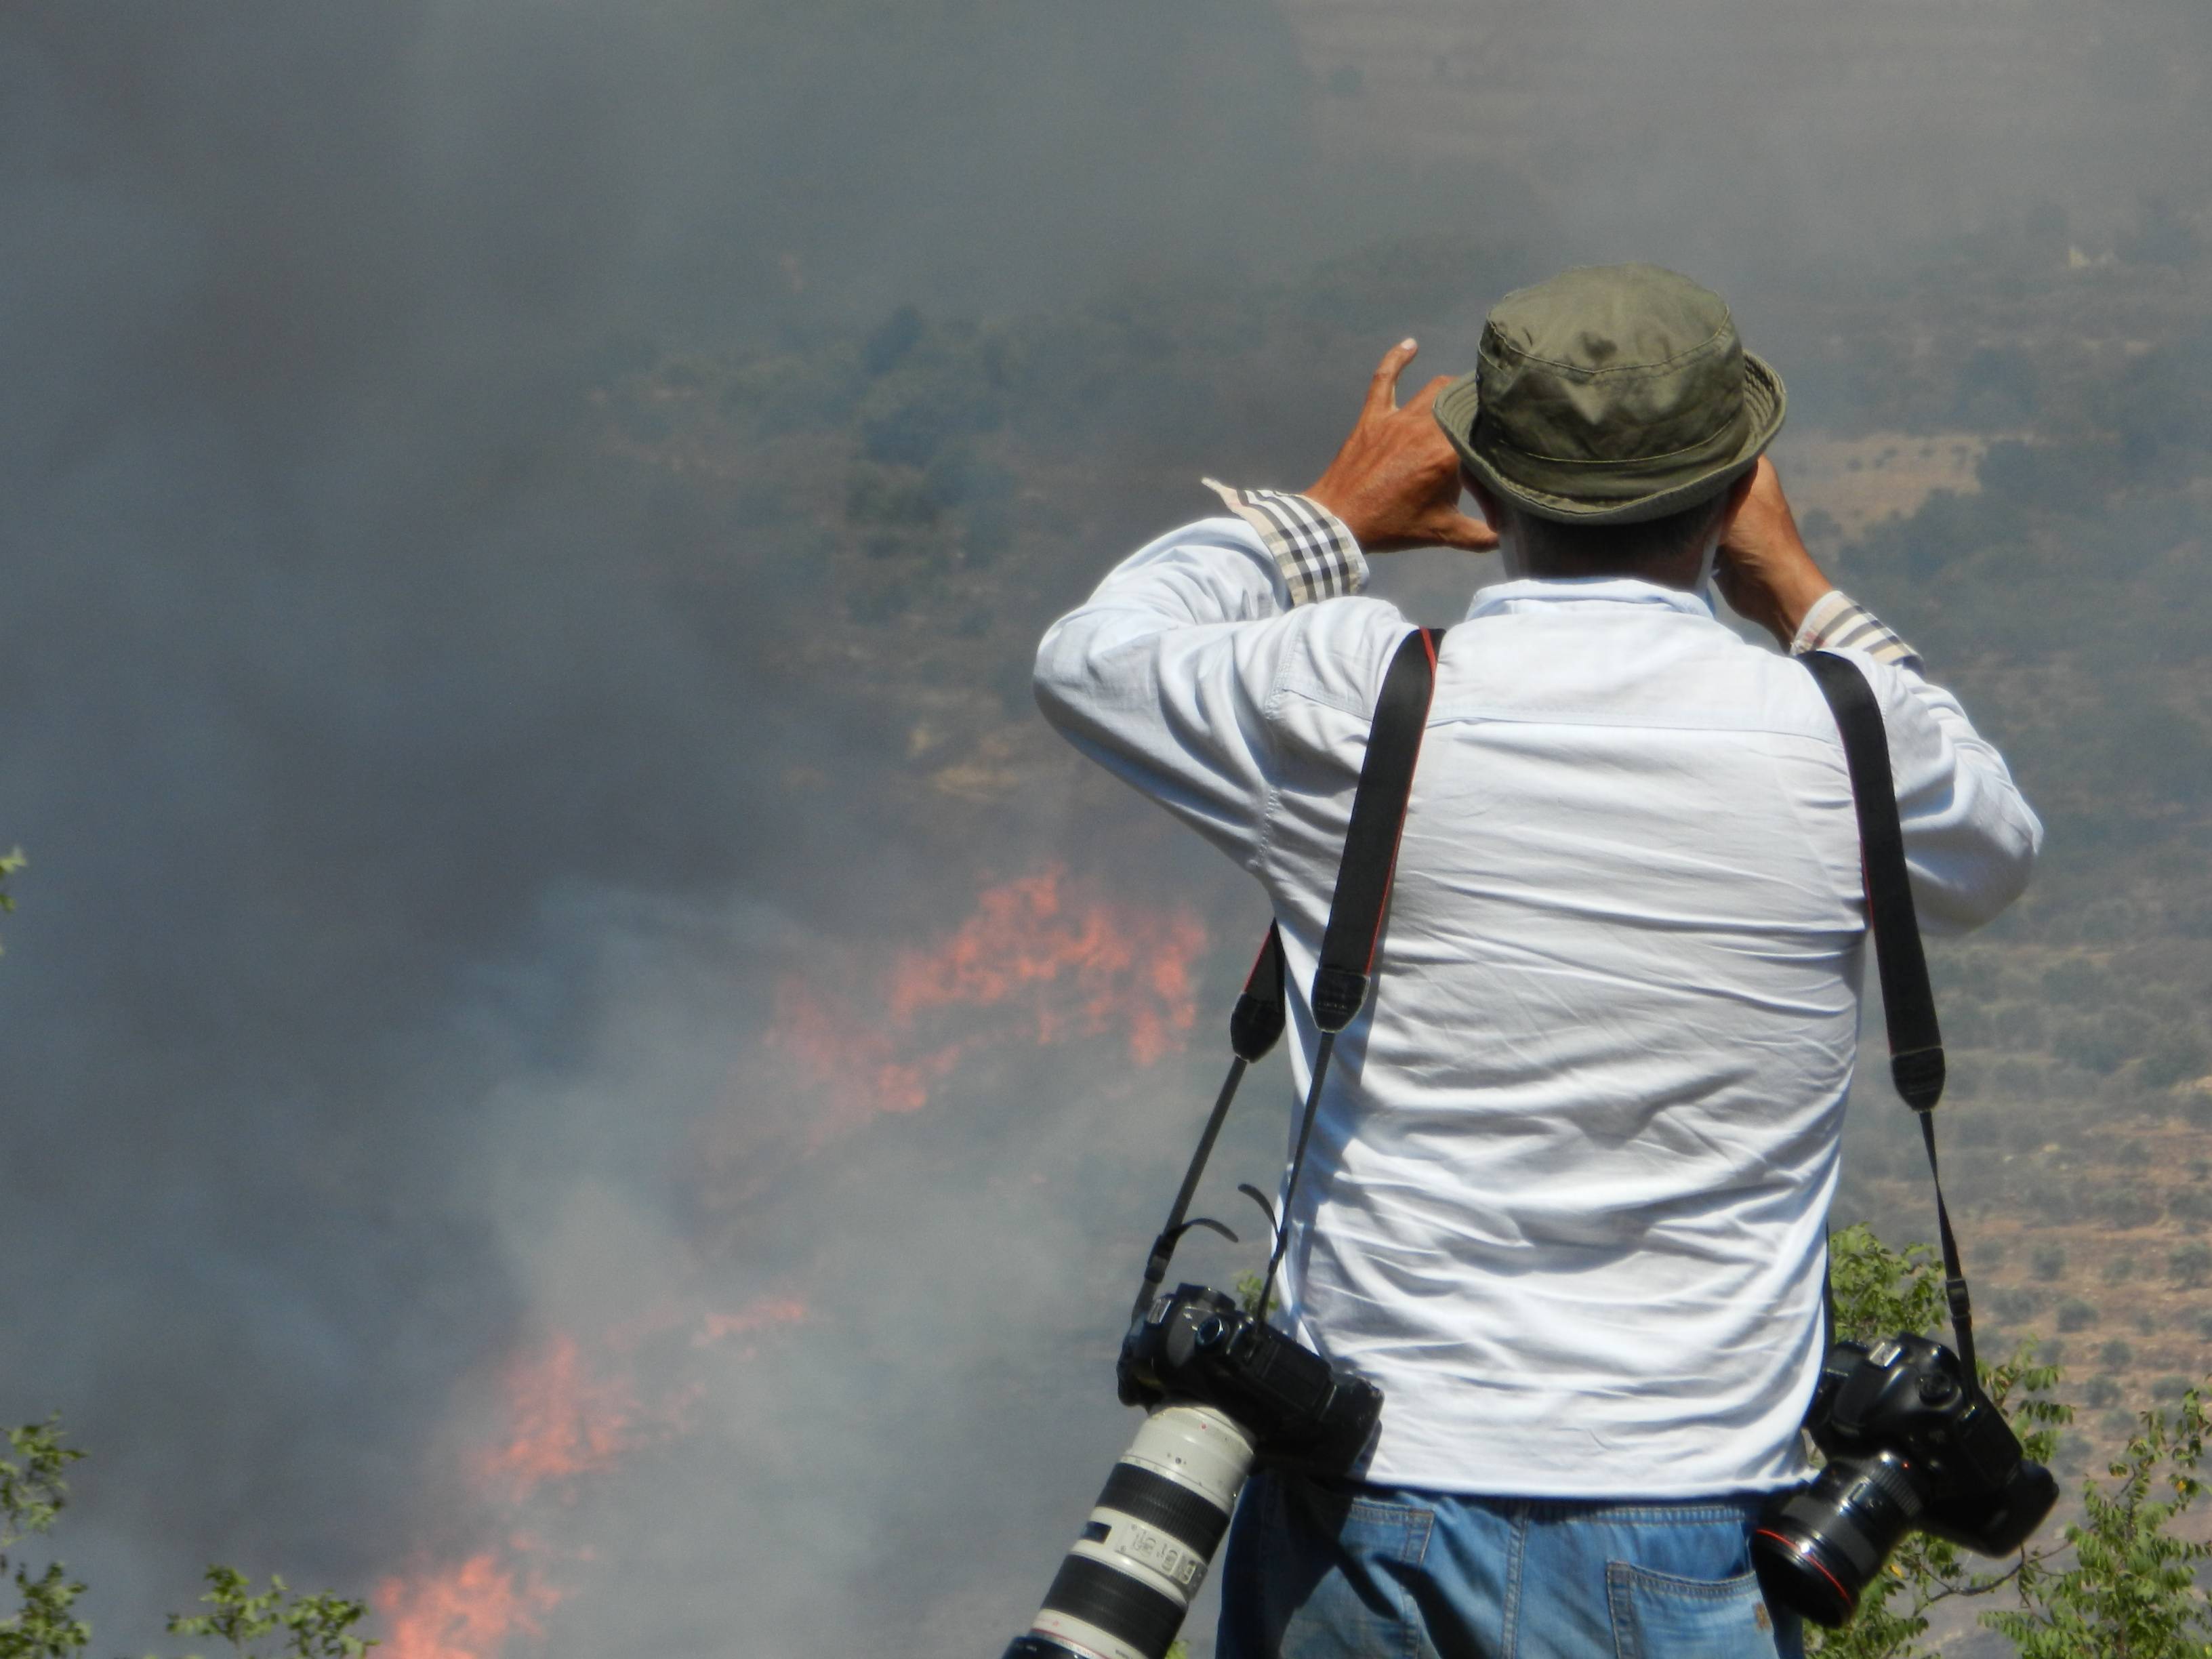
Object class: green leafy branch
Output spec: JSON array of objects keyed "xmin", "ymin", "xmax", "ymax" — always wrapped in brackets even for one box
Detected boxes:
[
  {"xmin": 0, "ymin": 1423, "xmax": 79, "ymax": 1553},
  {"xmin": 1809, "ymin": 1225, "xmax": 2212, "ymax": 1656},
  {"xmin": 1, "ymin": 1421, "xmax": 88, "ymax": 1659},
  {"xmin": 1, "ymin": 1420, "xmax": 372, "ymax": 1659},
  {"xmin": 1984, "ymin": 1386, "xmax": 2212, "ymax": 1659},
  {"xmin": 158, "ymin": 1569, "xmax": 373, "ymax": 1659},
  {"xmin": 0, "ymin": 848, "xmax": 23, "ymax": 956}
]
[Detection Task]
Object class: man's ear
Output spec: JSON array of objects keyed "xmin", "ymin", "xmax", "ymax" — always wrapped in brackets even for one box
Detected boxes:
[{"xmin": 1463, "ymin": 474, "xmax": 1522, "ymax": 575}]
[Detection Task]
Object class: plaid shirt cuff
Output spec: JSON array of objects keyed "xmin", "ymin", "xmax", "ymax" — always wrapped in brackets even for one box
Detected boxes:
[
  {"xmin": 1202, "ymin": 478, "xmax": 1369, "ymax": 607},
  {"xmin": 1791, "ymin": 589, "xmax": 1923, "ymax": 672}
]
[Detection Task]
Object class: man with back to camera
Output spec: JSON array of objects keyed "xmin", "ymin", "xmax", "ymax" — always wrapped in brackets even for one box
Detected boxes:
[{"xmin": 1031, "ymin": 264, "xmax": 2039, "ymax": 1659}]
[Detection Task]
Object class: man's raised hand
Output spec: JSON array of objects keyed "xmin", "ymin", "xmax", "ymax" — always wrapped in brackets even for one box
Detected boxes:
[
  {"xmin": 1713, "ymin": 457, "xmax": 1836, "ymax": 648},
  {"xmin": 1305, "ymin": 340, "xmax": 1500, "ymax": 556}
]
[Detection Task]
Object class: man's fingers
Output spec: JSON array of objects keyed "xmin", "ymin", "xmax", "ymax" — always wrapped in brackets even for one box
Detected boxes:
[
  {"xmin": 1432, "ymin": 511, "xmax": 1500, "ymax": 552},
  {"xmin": 1403, "ymin": 374, "xmax": 1453, "ymax": 415},
  {"xmin": 1363, "ymin": 337, "xmax": 1420, "ymax": 418},
  {"xmin": 1718, "ymin": 458, "xmax": 1776, "ymax": 548},
  {"xmin": 1739, "ymin": 456, "xmax": 1785, "ymax": 515}
]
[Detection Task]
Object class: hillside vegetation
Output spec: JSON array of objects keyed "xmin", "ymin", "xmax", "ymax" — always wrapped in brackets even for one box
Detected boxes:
[{"xmin": 605, "ymin": 216, "xmax": 2212, "ymax": 1478}]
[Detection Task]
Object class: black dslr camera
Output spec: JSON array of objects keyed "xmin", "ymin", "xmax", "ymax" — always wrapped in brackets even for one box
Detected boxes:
[
  {"xmin": 1752, "ymin": 1333, "xmax": 2058, "ymax": 1628},
  {"xmin": 1002, "ymin": 1287, "xmax": 1380, "ymax": 1659},
  {"xmin": 1117, "ymin": 1283, "xmax": 1383, "ymax": 1466}
]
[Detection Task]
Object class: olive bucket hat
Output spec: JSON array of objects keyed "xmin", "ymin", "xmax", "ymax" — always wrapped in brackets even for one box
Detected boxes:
[{"xmin": 1433, "ymin": 263, "xmax": 1786, "ymax": 525}]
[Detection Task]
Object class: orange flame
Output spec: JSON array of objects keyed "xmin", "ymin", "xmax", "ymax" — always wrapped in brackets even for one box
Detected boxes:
[
  {"xmin": 373, "ymin": 1554, "xmax": 561, "ymax": 1659},
  {"xmin": 476, "ymin": 1335, "xmax": 638, "ymax": 1504},
  {"xmin": 382, "ymin": 871, "xmax": 1189, "ymax": 1654},
  {"xmin": 770, "ymin": 866, "xmax": 1207, "ymax": 1123},
  {"xmin": 769, "ymin": 979, "xmax": 961, "ymax": 1120},
  {"xmin": 379, "ymin": 1299, "xmax": 808, "ymax": 1658}
]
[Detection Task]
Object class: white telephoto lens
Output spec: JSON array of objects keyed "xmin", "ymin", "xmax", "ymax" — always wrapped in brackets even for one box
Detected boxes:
[{"xmin": 1005, "ymin": 1405, "xmax": 1257, "ymax": 1659}]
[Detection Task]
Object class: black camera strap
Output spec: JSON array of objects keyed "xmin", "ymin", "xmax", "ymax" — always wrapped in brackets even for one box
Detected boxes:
[
  {"xmin": 1260, "ymin": 627, "xmax": 1444, "ymax": 1321},
  {"xmin": 1130, "ymin": 627, "xmax": 1443, "ymax": 1327},
  {"xmin": 1801, "ymin": 649, "xmax": 1975, "ymax": 1375}
]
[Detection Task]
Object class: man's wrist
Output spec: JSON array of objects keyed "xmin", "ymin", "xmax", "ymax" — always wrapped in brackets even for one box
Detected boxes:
[
  {"xmin": 1302, "ymin": 485, "xmax": 1361, "ymax": 546},
  {"xmin": 1771, "ymin": 571, "xmax": 1838, "ymax": 644}
]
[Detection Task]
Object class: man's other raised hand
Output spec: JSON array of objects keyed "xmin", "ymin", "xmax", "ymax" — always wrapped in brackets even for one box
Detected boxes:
[
  {"xmin": 1305, "ymin": 340, "xmax": 1500, "ymax": 556},
  {"xmin": 1714, "ymin": 457, "xmax": 1837, "ymax": 649}
]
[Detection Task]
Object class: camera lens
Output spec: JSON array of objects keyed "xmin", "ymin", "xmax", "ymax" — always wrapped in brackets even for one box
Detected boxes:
[
  {"xmin": 1753, "ymin": 1452, "xmax": 1925, "ymax": 1629},
  {"xmin": 1005, "ymin": 1404, "xmax": 1256, "ymax": 1659}
]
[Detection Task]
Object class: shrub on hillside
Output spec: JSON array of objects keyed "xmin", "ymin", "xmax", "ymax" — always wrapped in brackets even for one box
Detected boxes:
[{"xmin": 2171, "ymin": 1242, "xmax": 2212, "ymax": 1288}]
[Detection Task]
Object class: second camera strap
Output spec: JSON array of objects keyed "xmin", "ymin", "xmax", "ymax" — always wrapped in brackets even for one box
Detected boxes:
[{"xmin": 1802, "ymin": 649, "xmax": 1975, "ymax": 1375}]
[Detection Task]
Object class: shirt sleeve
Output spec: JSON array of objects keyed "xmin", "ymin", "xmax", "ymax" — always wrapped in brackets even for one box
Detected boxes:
[
  {"xmin": 1791, "ymin": 590, "xmax": 2041, "ymax": 933},
  {"xmin": 1790, "ymin": 588, "xmax": 1922, "ymax": 671},
  {"xmin": 1031, "ymin": 489, "xmax": 1379, "ymax": 869},
  {"xmin": 1200, "ymin": 479, "xmax": 1368, "ymax": 605}
]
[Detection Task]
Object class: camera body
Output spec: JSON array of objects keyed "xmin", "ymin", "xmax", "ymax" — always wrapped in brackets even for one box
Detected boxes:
[
  {"xmin": 1753, "ymin": 1332, "xmax": 2057, "ymax": 1628},
  {"xmin": 1116, "ymin": 1282, "xmax": 1382, "ymax": 1469}
]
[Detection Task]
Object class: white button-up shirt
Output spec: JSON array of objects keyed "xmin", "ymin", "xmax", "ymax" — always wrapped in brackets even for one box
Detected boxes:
[{"xmin": 1034, "ymin": 495, "xmax": 2040, "ymax": 1497}]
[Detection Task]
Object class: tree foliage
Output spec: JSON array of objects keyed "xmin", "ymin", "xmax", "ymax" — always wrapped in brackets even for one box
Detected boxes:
[
  {"xmin": 160, "ymin": 1569, "xmax": 373, "ymax": 1659},
  {"xmin": 0, "ymin": 1420, "xmax": 373, "ymax": 1659},
  {"xmin": 0, "ymin": 849, "xmax": 22, "ymax": 956},
  {"xmin": 1807, "ymin": 1226, "xmax": 2212, "ymax": 1657},
  {"xmin": 1984, "ymin": 1388, "xmax": 2212, "ymax": 1658},
  {"xmin": 0, "ymin": 1421, "xmax": 87, "ymax": 1659}
]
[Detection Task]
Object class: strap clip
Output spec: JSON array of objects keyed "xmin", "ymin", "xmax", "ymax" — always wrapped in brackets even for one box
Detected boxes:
[
  {"xmin": 1311, "ymin": 966, "xmax": 1370, "ymax": 1033},
  {"xmin": 1229, "ymin": 989, "xmax": 1284, "ymax": 1062},
  {"xmin": 1891, "ymin": 1046, "xmax": 1947, "ymax": 1113}
]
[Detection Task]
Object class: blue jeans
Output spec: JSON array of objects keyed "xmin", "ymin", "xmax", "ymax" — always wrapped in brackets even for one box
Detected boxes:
[{"xmin": 1215, "ymin": 1471, "xmax": 1805, "ymax": 1659}]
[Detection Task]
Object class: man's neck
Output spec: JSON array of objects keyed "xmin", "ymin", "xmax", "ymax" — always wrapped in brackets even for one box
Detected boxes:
[{"xmin": 1502, "ymin": 545, "xmax": 1709, "ymax": 591}]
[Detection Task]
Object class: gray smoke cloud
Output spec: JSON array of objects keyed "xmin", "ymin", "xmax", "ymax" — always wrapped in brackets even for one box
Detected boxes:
[
  {"xmin": 1, "ymin": 1, "xmax": 2206, "ymax": 1655},
  {"xmin": 0, "ymin": 2, "xmax": 1309, "ymax": 1647}
]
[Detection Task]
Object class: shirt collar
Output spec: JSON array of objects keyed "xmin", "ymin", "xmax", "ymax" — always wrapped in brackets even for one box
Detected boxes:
[{"xmin": 1462, "ymin": 575, "xmax": 1717, "ymax": 623}]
